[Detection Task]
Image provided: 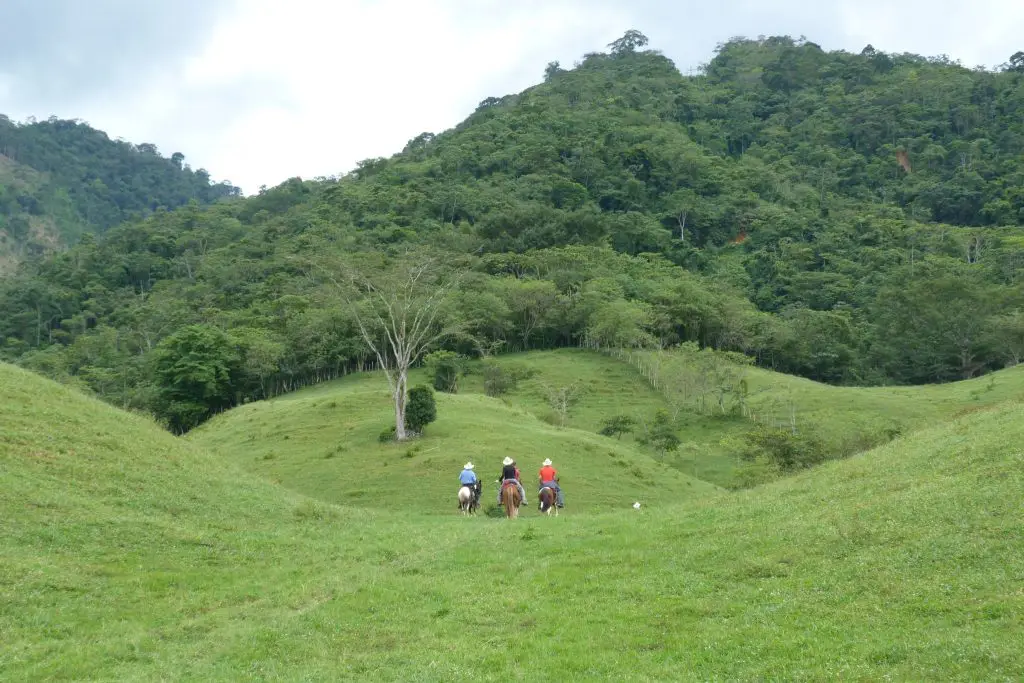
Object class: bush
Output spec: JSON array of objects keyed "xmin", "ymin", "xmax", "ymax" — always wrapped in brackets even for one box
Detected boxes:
[
  {"xmin": 424, "ymin": 350, "xmax": 465, "ymax": 393},
  {"xmin": 482, "ymin": 362, "xmax": 535, "ymax": 397},
  {"xmin": 599, "ymin": 415, "xmax": 635, "ymax": 439},
  {"xmin": 638, "ymin": 410, "xmax": 680, "ymax": 455},
  {"xmin": 738, "ymin": 424, "xmax": 827, "ymax": 471},
  {"xmin": 378, "ymin": 425, "xmax": 397, "ymax": 443},
  {"xmin": 405, "ymin": 384, "xmax": 437, "ymax": 434}
]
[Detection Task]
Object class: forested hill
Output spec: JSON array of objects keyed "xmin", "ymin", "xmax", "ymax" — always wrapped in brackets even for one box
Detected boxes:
[
  {"xmin": 0, "ymin": 115, "xmax": 240, "ymax": 270},
  {"xmin": 2, "ymin": 32, "xmax": 1023, "ymax": 431}
]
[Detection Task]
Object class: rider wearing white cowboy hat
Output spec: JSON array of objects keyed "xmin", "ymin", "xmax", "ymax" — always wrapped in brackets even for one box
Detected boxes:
[
  {"xmin": 538, "ymin": 457, "xmax": 564, "ymax": 508},
  {"xmin": 497, "ymin": 456, "xmax": 527, "ymax": 506},
  {"xmin": 459, "ymin": 461, "xmax": 481, "ymax": 505}
]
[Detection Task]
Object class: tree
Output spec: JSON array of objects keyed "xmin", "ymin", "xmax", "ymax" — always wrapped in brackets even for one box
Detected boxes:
[
  {"xmin": 151, "ymin": 324, "xmax": 242, "ymax": 433},
  {"xmin": 638, "ymin": 410, "xmax": 680, "ymax": 456},
  {"xmin": 482, "ymin": 361, "xmax": 533, "ymax": 397},
  {"xmin": 608, "ymin": 30, "xmax": 649, "ymax": 56},
  {"xmin": 424, "ymin": 350, "xmax": 465, "ymax": 393},
  {"xmin": 599, "ymin": 415, "xmax": 635, "ymax": 439},
  {"xmin": 1007, "ymin": 51, "xmax": 1024, "ymax": 72},
  {"xmin": 985, "ymin": 310, "xmax": 1024, "ymax": 366},
  {"xmin": 585, "ymin": 298, "xmax": 655, "ymax": 349},
  {"xmin": 405, "ymin": 385, "xmax": 437, "ymax": 435},
  {"xmin": 545, "ymin": 383, "xmax": 581, "ymax": 426},
  {"xmin": 329, "ymin": 253, "xmax": 465, "ymax": 441}
]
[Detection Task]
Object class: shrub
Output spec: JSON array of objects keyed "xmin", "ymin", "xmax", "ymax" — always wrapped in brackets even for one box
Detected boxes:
[
  {"xmin": 738, "ymin": 424, "xmax": 827, "ymax": 471},
  {"xmin": 638, "ymin": 410, "xmax": 680, "ymax": 455},
  {"xmin": 378, "ymin": 425, "xmax": 397, "ymax": 443},
  {"xmin": 424, "ymin": 350, "xmax": 465, "ymax": 393},
  {"xmin": 405, "ymin": 385, "xmax": 437, "ymax": 434},
  {"xmin": 482, "ymin": 362, "xmax": 535, "ymax": 397},
  {"xmin": 599, "ymin": 415, "xmax": 635, "ymax": 439}
]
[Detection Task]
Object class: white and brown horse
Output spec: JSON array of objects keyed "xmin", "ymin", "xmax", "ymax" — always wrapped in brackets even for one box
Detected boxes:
[
  {"xmin": 539, "ymin": 486, "xmax": 558, "ymax": 516},
  {"xmin": 457, "ymin": 485, "xmax": 479, "ymax": 515}
]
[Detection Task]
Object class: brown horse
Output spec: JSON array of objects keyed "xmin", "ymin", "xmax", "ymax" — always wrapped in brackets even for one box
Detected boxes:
[
  {"xmin": 539, "ymin": 486, "xmax": 558, "ymax": 516},
  {"xmin": 501, "ymin": 482, "xmax": 521, "ymax": 518}
]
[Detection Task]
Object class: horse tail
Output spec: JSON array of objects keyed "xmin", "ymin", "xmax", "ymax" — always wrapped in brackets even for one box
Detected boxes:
[{"xmin": 502, "ymin": 484, "xmax": 518, "ymax": 518}]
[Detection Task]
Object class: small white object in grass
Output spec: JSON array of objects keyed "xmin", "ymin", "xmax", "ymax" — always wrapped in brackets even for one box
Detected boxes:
[{"xmin": 633, "ymin": 502, "xmax": 641, "ymax": 510}]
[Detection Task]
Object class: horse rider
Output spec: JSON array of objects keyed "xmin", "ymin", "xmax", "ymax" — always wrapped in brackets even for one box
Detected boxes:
[
  {"xmin": 496, "ymin": 456, "xmax": 527, "ymax": 506},
  {"xmin": 459, "ymin": 462, "xmax": 481, "ymax": 506},
  {"xmin": 538, "ymin": 458, "xmax": 564, "ymax": 508}
]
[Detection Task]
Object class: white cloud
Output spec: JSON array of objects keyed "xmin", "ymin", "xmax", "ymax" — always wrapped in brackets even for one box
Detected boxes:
[
  {"xmin": 164, "ymin": 0, "xmax": 630, "ymax": 192},
  {"xmin": 836, "ymin": 0, "xmax": 1024, "ymax": 68},
  {"xmin": 6, "ymin": 0, "xmax": 1023, "ymax": 194}
]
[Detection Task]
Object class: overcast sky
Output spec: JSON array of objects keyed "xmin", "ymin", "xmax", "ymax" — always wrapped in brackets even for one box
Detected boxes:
[{"xmin": 2, "ymin": 0, "xmax": 1021, "ymax": 195}]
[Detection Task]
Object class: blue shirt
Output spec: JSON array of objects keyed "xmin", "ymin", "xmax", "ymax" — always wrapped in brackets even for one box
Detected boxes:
[{"xmin": 459, "ymin": 469, "xmax": 478, "ymax": 485}]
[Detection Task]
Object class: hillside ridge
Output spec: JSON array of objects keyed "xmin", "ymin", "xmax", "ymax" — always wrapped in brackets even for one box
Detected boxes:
[
  {"xmin": 1, "ymin": 32, "xmax": 1023, "ymax": 434},
  {"xmin": 0, "ymin": 116, "xmax": 241, "ymax": 270}
]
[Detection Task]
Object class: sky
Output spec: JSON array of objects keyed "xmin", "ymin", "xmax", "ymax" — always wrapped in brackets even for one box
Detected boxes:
[{"xmin": 2, "ymin": 0, "xmax": 1022, "ymax": 195}]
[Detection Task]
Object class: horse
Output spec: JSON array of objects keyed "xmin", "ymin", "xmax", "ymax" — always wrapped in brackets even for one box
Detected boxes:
[
  {"xmin": 539, "ymin": 486, "xmax": 558, "ymax": 516},
  {"xmin": 501, "ymin": 481, "xmax": 521, "ymax": 518},
  {"xmin": 457, "ymin": 485, "xmax": 479, "ymax": 515}
]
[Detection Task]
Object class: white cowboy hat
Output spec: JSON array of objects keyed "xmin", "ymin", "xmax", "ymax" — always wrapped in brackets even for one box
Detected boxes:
[
  {"xmin": 502, "ymin": 456, "xmax": 514, "ymax": 466},
  {"xmin": 464, "ymin": 462, "xmax": 474, "ymax": 470},
  {"xmin": 542, "ymin": 458, "xmax": 552, "ymax": 466}
]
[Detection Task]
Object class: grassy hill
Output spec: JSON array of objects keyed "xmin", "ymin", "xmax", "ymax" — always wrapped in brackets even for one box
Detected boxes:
[
  {"xmin": 409, "ymin": 348, "xmax": 1024, "ymax": 488},
  {"xmin": 3, "ymin": 361, "xmax": 1024, "ymax": 679},
  {"xmin": 190, "ymin": 360, "xmax": 718, "ymax": 514},
  {"xmin": 621, "ymin": 347, "xmax": 1024, "ymax": 485},
  {"xmin": 194, "ymin": 348, "xmax": 1024, "ymax": 494}
]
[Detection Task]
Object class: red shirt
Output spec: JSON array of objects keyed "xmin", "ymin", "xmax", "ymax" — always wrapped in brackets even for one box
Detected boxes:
[{"xmin": 539, "ymin": 465, "xmax": 557, "ymax": 482}]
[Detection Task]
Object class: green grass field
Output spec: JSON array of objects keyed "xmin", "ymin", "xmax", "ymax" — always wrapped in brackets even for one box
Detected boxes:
[
  {"xmin": 192, "ymin": 365, "xmax": 717, "ymax": 514},
  {"xmin": 3, "ymin": 357, "xmax": 1024, "ymax": 680},
  {"xmin": 408, "ymin": 349, "xmax": 1024, "ymax": 489},
  {"xmin": 617, "ymin": 348, "xmax": 1024, "ymax": 486}
]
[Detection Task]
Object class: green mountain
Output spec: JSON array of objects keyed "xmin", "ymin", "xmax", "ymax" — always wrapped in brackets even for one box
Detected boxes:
[
  {"xmin": 2, "ymin": 32, "xmax": 1023, "ymax": 435},
  {"xmin": 0, "ymin": 115, "xmax": 240, "ymax": 271}
]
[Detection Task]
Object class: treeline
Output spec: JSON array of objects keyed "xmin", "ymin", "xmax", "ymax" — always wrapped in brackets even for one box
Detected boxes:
[{"xmin": 1, "ymin": 33, "xmax": 1023, "ymax": 431}]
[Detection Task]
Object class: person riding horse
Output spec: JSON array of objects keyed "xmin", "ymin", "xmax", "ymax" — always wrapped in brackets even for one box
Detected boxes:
[
  {"xmin": 458, "ymin": 462, "xmax": 482, "ymax": 507},
  {"xmin": 496, "ymin": 456, "xmax": 527, "ymax": 506},
  {"xmin": 538, "ymin": 458, "xmax": 564, "ymax": 509}
]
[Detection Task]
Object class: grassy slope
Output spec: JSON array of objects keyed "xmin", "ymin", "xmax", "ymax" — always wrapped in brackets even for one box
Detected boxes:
[
  {"xmin": 3, "ymin": 361, "xmax": 1023, "ymax": 679},
  {"xmin": 608, "ymin": 348, "xmax": 1024, "ymax": 485},
  {"xmin": 191, "ymin": 364, "xmax": 717, "ymax": 514},
  {"xmin": 470, "ymin": 349, "xmax": 742, "ymax": 482},
  {"xmin": 435, "ymin": 349, "xmax": 1024, "ymax": 487},
  {"xmin": 195, "ymin": 348, "xmax": 1024, "ymax": 495},
  {"xmin": 0, "ymin": 362, "xmax": 370, "ymax": 680}
]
